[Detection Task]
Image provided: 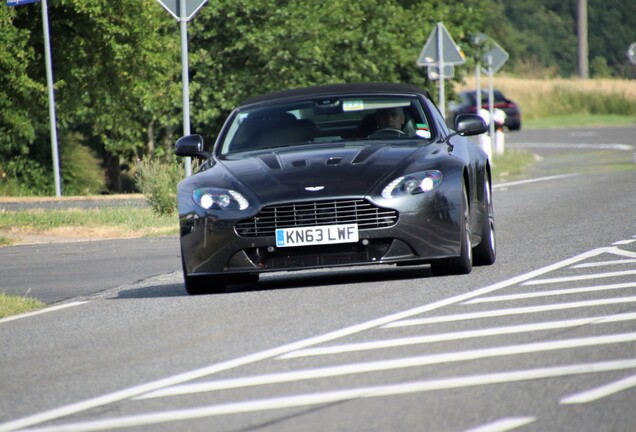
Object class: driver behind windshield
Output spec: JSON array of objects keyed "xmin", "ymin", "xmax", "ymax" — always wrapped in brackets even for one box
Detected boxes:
[{"xmin": 375, "ymin": 107, "xmax": 405, "ymax": 130}]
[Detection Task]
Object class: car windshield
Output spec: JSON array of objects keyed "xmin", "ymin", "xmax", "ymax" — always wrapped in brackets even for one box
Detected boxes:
[{"xmin": 219, "ymin": 95, "xmax": 432, "ymax": 155}]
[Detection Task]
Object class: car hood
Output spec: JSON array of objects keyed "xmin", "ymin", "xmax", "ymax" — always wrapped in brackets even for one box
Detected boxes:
[{"xmin": 218, "ymin": 143, "xmax": 436, "ymax": 203}]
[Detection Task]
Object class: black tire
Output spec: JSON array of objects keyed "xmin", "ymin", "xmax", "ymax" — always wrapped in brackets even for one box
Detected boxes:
[
  {"xmin": 473, "ymin": 172, "xmax": 496, "ymax": 266},
  {"xmin": 181, "ymin": 248, "xmax": 226, "ymax": 295},
  {"xmin": 430, "ymin": 182, "xmax": 473, "ymax": 276},
  {"xmin": 184, "ymin": 274, "xmax": 227, "ymax": 295}
]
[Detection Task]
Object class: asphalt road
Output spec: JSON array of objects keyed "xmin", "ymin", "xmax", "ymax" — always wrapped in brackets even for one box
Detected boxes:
[{"xmin": 0, "ymin": 126, "xmax": 635, "ymax": 431}]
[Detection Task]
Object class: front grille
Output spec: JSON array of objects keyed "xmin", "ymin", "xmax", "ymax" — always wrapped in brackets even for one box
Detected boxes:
[
  {"xmin": 244, "ymin": 240, "xmax": 393, "ymax": 269},
  {"xmin": 236, "ymin": 199, "xmax": 398, "ymax": 237}
]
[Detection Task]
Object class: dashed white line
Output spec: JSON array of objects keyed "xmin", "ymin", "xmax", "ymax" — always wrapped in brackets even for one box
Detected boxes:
[
  {"xmin": 560, "ymin": 374, "xmax": 636, "ymax": 404},
  {"xmin": 522, "ymin": 269, "xmax": 636, "ymax": 286},
  {"xmin": 387, "ymin": 296, "xmax": 636, "ymax": 328},
  {"xmin": 280, "ymin": 312, "xmax": 636, "ymax": 359},
  {"xmin": 572, "ymin": 259, "xmax": 636, "ymax": 268},
  {"xmin": 493, "ymin": 173, "xmax": 579, "ymax": 189},
  {"xmin": 613, "ymin": 239, "xmax": 636, "ymax": 245},
  {"xmin": 136, "ymin": 332, "xmax": 636, "ymax": 400},
  {"xmin": 511, "ymin": 142, "xmax": 633, "ymax": 151},
  {"xmin": 0, "ymin": 301, "xmax": 88, "ymax": 324},
  {"xmin": 0, "ymin": 245, "xmax": 627, "ymax": 431},
  {"xmin": 23, "ymin": 360, "xmax": 636, "ymax": 432},
  {"xmin": 465, "ymin": 417, "xmax": 536, "ymax": 432},
  {"xmin": 464, "ymin": 282, "xmax": 636, "ymax": 304}
]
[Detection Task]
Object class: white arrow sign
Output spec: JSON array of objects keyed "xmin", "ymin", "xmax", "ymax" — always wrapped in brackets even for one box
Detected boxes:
[
  {"xmin": 417, "ymin": 22, "xmax": 465, "ymax": 66},
  {"xmin": 416, "ymin": 23, "xmax": 465, "ymax": 117},
  {"xmin": 157, "ymin": 0, "xmax": 207, "ymax": 22}
]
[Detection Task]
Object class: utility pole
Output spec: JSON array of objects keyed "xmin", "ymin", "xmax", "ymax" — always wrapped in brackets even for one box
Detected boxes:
[{"xmin": 578, "ymin": 0, "xmax": 589, "ymax": 78}]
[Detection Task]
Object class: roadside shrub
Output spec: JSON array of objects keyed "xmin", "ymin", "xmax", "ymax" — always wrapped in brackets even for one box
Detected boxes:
[
  {"xmin": 60, "ymin": 132, "xmax": 106, "ymax": 195},
  {"xmin": 0, "ymin": 157, "xmax": 52, "ymax": 196},
  {"xmin": 134, "ymin": 159, "xmax": 182, "ymax": 216},
  {"xmin": 591, "ymin": 57, "xmax": 613, "ymax": 78}
]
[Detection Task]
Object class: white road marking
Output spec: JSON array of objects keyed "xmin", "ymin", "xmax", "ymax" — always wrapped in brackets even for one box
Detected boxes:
[
  {"xmin": 464, "ymin": 417, "xmax": 536, "ymax": 432},
  {"xmin": 613, "ymin": 239, "xmax": 636, "ymax": 245},
  {"xmin": 522, "ymin": 269, "xmax": 636, "ymax": 286},
  {"xmin": 511, "ymin": 142, "xmax": 633, "ymax": 151},
  {"xmin": 279, "ymin": 312, "xmax": 636, "ymax": 359},
  {"xmin": 601, "ymin": 247, "xmax": 636, "ymax": 258},
  {"xmin": 0, "ymin": 246, "xmax": 623, "ymax": 431},
  {"xmin": 0, "ymin": 301, "xmax": 88, "ymax": 324},
  {"xmin": 464, "ymin": 282, "xmax": 636, "ymax": 304},
  {"xmin": 493, "ymin": 173, "xmax": 579, "ymax": 189},
  {"xmin": 560, "ymin": 374, "xmax": 636, "ymax": 404},
  {"xmin": 572, "ymin": 259, "xmax": 636, "ymax": 268},
  {"xmin": 136, "ymin": 332, "xmax": 636, "ymax": 400},
  {"xmin": 22, "ymin": 360, "xmax": 636, "ymax": 432},
  {"xmin": 387, "ymin": 296, "xmax": 636, "ymax": 328}
]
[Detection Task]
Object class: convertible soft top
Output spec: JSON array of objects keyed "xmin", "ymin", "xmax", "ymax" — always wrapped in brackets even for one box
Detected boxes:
[{"xmin": 241, "ymin": 82, "xmax": 431, "ymax": 106}]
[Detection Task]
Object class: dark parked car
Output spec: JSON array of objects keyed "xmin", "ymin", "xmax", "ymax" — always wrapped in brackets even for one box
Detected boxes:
[
  {"xmin": 175, "ymin": 83, "xmax": 496, "ymax": 294},
  {"xmin": 446, "ymin": 89, "xmax": 521, "ymax": 131}
]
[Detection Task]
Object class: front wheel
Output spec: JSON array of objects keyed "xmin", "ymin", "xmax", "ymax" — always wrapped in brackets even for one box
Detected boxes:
[
  {"xmin": 184, "ymin": 274, "xmax": 227, "ymax": 295},
  {"xmin": 181, "ymin": 248, "xmax": 226, "ymax": 295},
  {"xmin": 473, "ymin": 171, "xmax": 496, "ymax": 266},
  {"xmin": 430, "ymin": 182, "xmax": 473, "ymax": 276}
]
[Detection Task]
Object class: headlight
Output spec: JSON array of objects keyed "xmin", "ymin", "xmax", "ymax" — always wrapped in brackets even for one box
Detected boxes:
[
  {"xmin": 193, "ymin": 188, "xmax": 249, "ymax": 210},
  {"xmin": 381, "ymin": 170, "xmax": 443, "ymax": 199}
]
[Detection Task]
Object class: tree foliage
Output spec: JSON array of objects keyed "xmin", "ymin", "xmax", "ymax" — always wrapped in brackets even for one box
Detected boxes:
[{"xmin": 0, "ymin": 0, "xmax": 633, "ymax": 195}]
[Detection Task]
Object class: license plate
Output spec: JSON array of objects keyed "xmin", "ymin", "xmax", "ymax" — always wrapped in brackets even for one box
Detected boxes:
[{"xmin": 275, "ymin": 224, "xmax": 359, "ymax": 248}]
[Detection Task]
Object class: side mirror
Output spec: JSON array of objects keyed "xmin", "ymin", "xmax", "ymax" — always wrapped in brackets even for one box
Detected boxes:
[
  {"xmin": 455, "ymin": 114, "xmax": 488, "ymax": 136},
  {"xmin": 174, "ymin": 134, "xmax": 210, "ymax": 159}
]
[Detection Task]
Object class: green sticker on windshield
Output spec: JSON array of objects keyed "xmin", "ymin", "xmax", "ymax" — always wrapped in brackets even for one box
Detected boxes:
[{"xmin": 343, "ymin": 100, "xmax": 364, "ymax": 111}]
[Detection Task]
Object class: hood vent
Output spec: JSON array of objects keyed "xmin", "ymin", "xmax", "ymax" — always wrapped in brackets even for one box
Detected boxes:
[
  {"xmin": 255, "ymin": 153, "xmax": 282, "ymax": 170},
  {"xmin": 291, "ymin": 160, "xmax": 308, "ymax": 168},
  {"xmin": 352, "ymin": 144, "xmax": 382, "ymax": 164}
]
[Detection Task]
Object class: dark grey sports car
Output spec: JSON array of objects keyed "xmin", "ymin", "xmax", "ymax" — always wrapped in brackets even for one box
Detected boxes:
[{"xmin": 175, "ymin": 83, "xmax": 495, "ymax": 294}]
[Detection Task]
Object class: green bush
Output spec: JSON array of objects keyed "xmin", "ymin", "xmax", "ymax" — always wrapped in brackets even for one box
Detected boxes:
[
  {"xmin": 134, "ymin": 159, "xmax": 183, "ymax": 216},
  {"xmin": 590, "ymin": 57, "xmax": 613, "ymax": 78},
  {"xmin": 60, "ymin": 132, "xmax": 107, "ymax": 195},
  {"xmin": 0, "ymin": 157, "xmax": 52, "ymax": 196}
]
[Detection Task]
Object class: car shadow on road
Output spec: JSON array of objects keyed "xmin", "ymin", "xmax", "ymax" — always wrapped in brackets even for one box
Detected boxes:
[
  {"xmin": 113, "ymin": 265, "xmax": 434, "ymax": 299},
  {"xmin": 243, "ymin": 265, "xmax": 434, "ymax": 293}
]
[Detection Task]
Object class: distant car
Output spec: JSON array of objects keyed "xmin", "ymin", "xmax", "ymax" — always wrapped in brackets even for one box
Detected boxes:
[
  {"xmin": 175, "ymin": 83, "xmax": 496, "ymax": 295},
  {"xmin": 446, "ymin": 90, "xmax": 521, "ymax": 131}
]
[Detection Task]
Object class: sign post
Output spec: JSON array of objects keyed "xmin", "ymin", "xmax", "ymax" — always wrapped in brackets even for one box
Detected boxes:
[
  {"xmin": 156, "ymin": 0, "xmax": 207, "ymax": 177},
  {"xmin": 473, "ymin": 34, "xmax": 508, "ymax": 154},
  {"xmin": 628, "ymin": 42, "xmax": 636, "ymax": 65},
  {"xmin": 417, "ymin": 22, "xmax": 465, "ymax": 117},
  {"xmin": 7, "ymin": 0, "xmax": 62, "ymax": 196}
]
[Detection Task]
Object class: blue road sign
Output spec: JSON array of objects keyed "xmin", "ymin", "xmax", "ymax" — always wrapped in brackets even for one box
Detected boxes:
[{"xmin": 7, "ymin": 0, "xmax": 39, "ymax": 6}]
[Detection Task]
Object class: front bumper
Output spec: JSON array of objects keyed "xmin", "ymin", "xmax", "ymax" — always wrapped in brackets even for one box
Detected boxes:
[{"xmin": 180, "ymin": 193, "xmax": 463, "ymax": 277}]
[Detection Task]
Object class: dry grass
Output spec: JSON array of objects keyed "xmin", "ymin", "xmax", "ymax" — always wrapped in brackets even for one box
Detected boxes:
[
  {"xmin": 453, "ymin": 76, "xmax": 636, "ymax": 121},
  {"xmin": 0, "ymin": 206, "xmax": 178, "ymax": 246},
  {"xmin": 457, "ymin": 76, "xmax": 636, "ymax": 100}
]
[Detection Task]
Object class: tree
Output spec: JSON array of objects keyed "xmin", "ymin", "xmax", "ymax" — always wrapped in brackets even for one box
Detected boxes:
[
  {"xmin": 0, "ymin": 5, "xmax": 51, "ymax": 193},
  {"xmin": 1, "ymin": 1, "xmax": 182, "ymax": 194},
  {"xmin": 187, "ymin": 0, "xmax": 491, "ymax": 140}
]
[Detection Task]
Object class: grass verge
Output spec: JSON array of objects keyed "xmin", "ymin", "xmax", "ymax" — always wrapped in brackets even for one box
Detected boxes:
[
  {"xmin": 0, "ymin": 236, "xmax": 14, "ymax": 247},
  {"xmin": 524, "ymin": 114, "xmax": 635, "ymax": 129},
  {"xmin": 492, "ymin": 149, "xmax": 537, "ymax": 181},
  {"xmin": 0, "ymin": 206, "xmax": 178, "ymax": 241},
  {"xmin": 0, "ymin": 206, "xmax": 178, "ymax": 317},
  {"xmin": 1, "ymin": 291, "xmax": 45, "ymax": 319}
]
